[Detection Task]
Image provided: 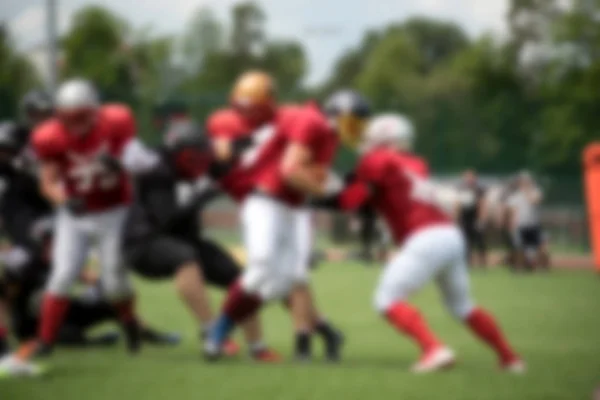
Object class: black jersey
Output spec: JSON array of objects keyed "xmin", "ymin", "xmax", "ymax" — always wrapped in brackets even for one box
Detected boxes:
[
  {"xmin": 0, "ymin": 162, "xmax": 52, "ymax": 249},
  {"xmin": 123, "ymin": 153, "xmax": 220, "ymax": 246}
]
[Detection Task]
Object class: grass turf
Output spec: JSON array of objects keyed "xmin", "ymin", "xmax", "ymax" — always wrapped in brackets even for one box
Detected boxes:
[{"xmin": 2, "ymin": 264, "xmax": 599, "ymax": 400}]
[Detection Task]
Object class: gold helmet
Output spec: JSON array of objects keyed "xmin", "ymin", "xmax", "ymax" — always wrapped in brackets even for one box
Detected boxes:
[
  {"xmin": 324, "ymin": 90, "xmax": 371, "ymax": 149},
  {"xmin": 230, "ymin": 70, "xmax": 276, "ymax": 125}
]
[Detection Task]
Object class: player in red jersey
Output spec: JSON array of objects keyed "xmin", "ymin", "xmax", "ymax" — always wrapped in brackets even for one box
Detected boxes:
[
  {"xmin": 312, "ymin": 116, "xmax": 525, "ymax": 373},
  {"xmin": 0, "ymin": 79, "xmax": 161, "ymax": 377},
  {"xmin": 204, "ymin": 74, "xmax": 371, "ymax": 361},
  {"xmin": 206, "ymin": 72, "xmax": 346, "ymax": 361}
]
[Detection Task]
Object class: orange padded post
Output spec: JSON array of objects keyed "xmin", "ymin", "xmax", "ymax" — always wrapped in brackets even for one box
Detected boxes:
[{"xmin": 583, "ymin": 143, "xmax": 600, "ymax": 272}]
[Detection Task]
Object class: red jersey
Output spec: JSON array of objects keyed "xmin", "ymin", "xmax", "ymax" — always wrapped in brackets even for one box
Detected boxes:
[
  {"xmin": 206, "ymin": 108, "xmax": 258, "ymax": 202},
  {"xmin": 32, "ymin": 104, "xmax": 135, "ymax": 212},
  {"xmin": 253, "ymin": 103, "xmax": 338, "ymax": 206},
  {"xmin": 342, "ymin": 147, "xmax": 449, "ymax": 244},
  {"xmin": 399, "ymin": 151, "xmax": 429, "ymax": 178}
]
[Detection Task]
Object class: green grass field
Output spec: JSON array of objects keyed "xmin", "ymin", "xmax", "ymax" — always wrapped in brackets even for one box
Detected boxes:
[{"xmin": 2, "ymin": 263, "xmax": 600, "ymax": 400}]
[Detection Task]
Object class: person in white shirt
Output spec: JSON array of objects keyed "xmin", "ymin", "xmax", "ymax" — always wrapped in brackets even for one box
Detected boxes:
[{"xmin": 506, "ymin": 172, "xmax": 550, "ymax": 271}]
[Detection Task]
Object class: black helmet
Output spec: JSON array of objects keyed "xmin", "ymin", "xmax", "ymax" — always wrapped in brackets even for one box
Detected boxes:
[
  {"xmin": 323, "ymin": 90, "xmax": 371, "ymax": 148},
  {"xmin": 163, "ymin": 120, "xmax": 213, "ymax": 180},
  {"xmin": 21, "ymin": 89, "xmax": 53, "ymax": 127},
  {"xmin": 0, "ymin": 121, "xmax": 23, "ymax": 155}
]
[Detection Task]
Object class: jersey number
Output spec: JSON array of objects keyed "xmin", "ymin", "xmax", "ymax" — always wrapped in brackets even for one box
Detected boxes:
[{"xmin": 67, "ymin": 150, "xmax": 119, "ymax": 193}]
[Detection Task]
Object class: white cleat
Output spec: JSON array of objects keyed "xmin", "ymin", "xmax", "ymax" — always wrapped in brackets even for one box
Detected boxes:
[
  {"xmin": 0, "ymin": 355, "xmax": 46, "ymax": 379},
  {"xmin": 411, "ymin": 347, "xmax": 456, "ymax": 373},
  {"xmin": 503, "ymin": 359, "xmax": 527, "ymax": 374}
]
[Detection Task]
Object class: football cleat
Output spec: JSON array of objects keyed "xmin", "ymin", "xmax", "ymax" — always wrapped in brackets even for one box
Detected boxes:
[
  {"xmin": 222, "ymin": 339, "xmax": 241, "ymax": 357},
  {"xmin": 502, "ymin": 359, "xmax": 527, "ymax": 374},
  {"xmin": 123, "ymin": 320, "xmax": 142, "ymax": 354},
  {"xmin": 251, "ymin": 348, "xmax": 282, "ymax": 363},
  {"xmin": 324, "ymin": 329, "xmax": 345, "ymax": 362},
  {"xmin": 411, "ymin": 347, "xmax": 456, "ymax": 373},
  {"xmin": 202, "ymin": 339, "xmax": 222, "ymax": 362},
  {"xmin": 141, "ymin": 327, "xmax": 181, "ymax": 346},
  {"xmin": 0, "ymin": 355, "xmax": 47, "ymax": 379}
]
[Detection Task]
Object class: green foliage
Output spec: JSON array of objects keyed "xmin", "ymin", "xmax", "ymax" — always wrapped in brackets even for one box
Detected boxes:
[
  {"xmin": 62, "ymin": 6, "xmax": 134, "ymax": 103},
  {"xmin": 0, "ymin": 26, "xmax": 40, "ymax": 120},
  {"xmin": 23, "ymin": 0, "xmax": 600, "ymax": 175}
]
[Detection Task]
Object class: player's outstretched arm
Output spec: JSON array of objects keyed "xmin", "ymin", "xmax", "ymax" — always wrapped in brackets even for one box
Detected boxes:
[{"xmin": 38, "ymin": 161, "xmax": 67, "ymax": 207}]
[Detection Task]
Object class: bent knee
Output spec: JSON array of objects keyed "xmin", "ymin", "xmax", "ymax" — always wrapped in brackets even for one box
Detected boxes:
[{"xmin": 373, "ymin": 282, "xmax": 410, "ymax": 314}]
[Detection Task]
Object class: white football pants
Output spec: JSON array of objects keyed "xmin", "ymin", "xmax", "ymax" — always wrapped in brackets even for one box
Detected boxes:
[
  {"xmin": 293, "ymin": 208, "xmax": 314, "ymax": 285},
  {"xmin": 240, "ymin": 195, "xmax": 301, "ymax": 300},
  {"xmin": 373, "ymin": 224, "xmax": 475, "ymax": 320},
  {"xmin": 47, "ymin": 206, "xmax": 132, "ymax": 300}
]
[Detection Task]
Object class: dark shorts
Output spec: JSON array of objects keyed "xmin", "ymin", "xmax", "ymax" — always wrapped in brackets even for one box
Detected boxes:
[
  {"xmin": 519, "ymin": 226, "xmax": 543, "ymax": 249},
  {"xmin": 125, "ymin": 236, "xmax": 240, "ymax": 289}
]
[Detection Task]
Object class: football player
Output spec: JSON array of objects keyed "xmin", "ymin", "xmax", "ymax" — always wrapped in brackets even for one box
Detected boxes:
[
  {"xmin": 206, "ymin": 72, "xmax": 345, "ymax": 362},
  {"xmin": 123, "ymin": 121, "xmax": 280, "ymax": 362},
  {"xmin": 204, "ymin": 74, "xmax": 368, "ymax": 361},
  {"xmin": 311, "ymin": 116, "xmax": 525, "ymax": 373},
  {"xmin": 1, "ymin": 79, "xmax": 161, "ymax": 375}
]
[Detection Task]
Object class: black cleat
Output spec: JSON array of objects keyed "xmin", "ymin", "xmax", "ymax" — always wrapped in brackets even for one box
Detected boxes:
[
  {"xmin": 294, "ymin": 332, "xmax": 312, "ymax": 362},
  {"xmin": 324, "ymin": 329, "xmax": 345, "ymax": 362},
  {"xmin": 87, "ymin": 332, "xmax": 121, "ymax": 347},
  {"xmin": 141, "ymin": 327, "xmax": 181, "ymax": 346},
  {"xmin": 123, "ymin": 320, "xmax": 142, "ymax": 354}
]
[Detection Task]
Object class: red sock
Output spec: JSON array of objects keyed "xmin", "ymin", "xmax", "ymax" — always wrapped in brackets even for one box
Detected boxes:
[
  {"xmin": 385, "ymin": 302, "xmax": 441, "ymax": 354},
  {"xmin": 223, "ymin": 280, "xmax": 262, "ymax": 323},
  {"xmin": 466, "ymin": 308, "xmax": 518, "ymax": 364},
  {"xmin": 38, "ymin": 294, "xmax": 70, "ymax": 345},
  {"xmin": 114, "ymin": 297, "xmax": 136, "ymax": 324}
]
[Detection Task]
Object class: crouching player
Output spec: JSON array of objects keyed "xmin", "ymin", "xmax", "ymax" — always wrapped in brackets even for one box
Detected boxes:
[
  {"xmin": 312, "ymin": 114, "xmax": 525, "ymax": 373},
  {"xmin": 123, "ymin": 121, "xmax": 279, "ymax": 361}
]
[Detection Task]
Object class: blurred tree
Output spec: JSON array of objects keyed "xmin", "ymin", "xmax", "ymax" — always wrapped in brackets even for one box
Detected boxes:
[
  {"xmin": 62, "ymin": 6, "xmax": 134, "ymax": 102},
  {"xmin": 182, "ymin": 7, "xmax": 224, "ymax": 74},
  {"xmin": 320, "ymin": 31, "xmax": 380, "ymax": 94},
  {"xmin": 231, "ymin": 1, "xmax": 266, "ymax": 59},
  {"xmin": 261, "ymin": 41, "xmax": 306, "ymax": 92},
  {"xmin": 0, "ymin": 25, "xmax": 39, "ymax": 120},
  {"xmin": 402, "ymin": 17, "xmax": 470, "ymax": 74},
  {"xmin": 535, "ymin": 0, "xmax": 600, "ymax": 173},
  {"xmin": 177, "ymin": 2, "xmax": 307, "ymax": 119}
]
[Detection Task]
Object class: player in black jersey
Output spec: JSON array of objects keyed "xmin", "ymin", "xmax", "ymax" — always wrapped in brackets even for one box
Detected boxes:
[{"xmin": 122, "ymin": 121, "xmax": 280, "ymax": 362}]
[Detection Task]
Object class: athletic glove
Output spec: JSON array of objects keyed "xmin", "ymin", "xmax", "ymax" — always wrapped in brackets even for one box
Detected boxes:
[
  {"xmin": 65, "ymin": 197, "xmax": 86, "ymax": 215},
  {"xmin": 96, "ymin": 152, "xmax": 122, "ymax": 173}
]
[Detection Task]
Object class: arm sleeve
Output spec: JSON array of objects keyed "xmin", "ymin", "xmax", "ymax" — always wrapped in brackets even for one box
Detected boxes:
[
  {"xmin": 120, "ymin": 138, "xmax": 161, "ymax": 174},
  {"xmin": 31, "ymin": 129, "xmax": 64, "ymax": 162},
  {"xmin": 310, "ymin": 180, "xmax": 372, "ymax": 211},
  {"xmin": 288, "ymin": 116, "xmax": 319, "ymax": 148},
  {"xmin": 111, "ymin": 106, "xmax": 137, "ymax": 155}
]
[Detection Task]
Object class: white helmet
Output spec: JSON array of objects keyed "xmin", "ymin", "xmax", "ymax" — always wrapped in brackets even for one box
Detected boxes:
[
  {"xmin": 361, "ymin": 113, "xmax": 414, "ymax": 152},
  {"xmin": 55, "ymin": 79, "xmax": 99, "ymax": 111}
]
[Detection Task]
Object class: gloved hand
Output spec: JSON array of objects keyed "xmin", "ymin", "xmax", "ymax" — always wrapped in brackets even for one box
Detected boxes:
[
  {"xmin": 96, "ymin": 152, "xmax": 122, "ymax": 173},
  {"xmin": 65, "ymin": 197, "xmax": 86, "ymax": 215}
]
